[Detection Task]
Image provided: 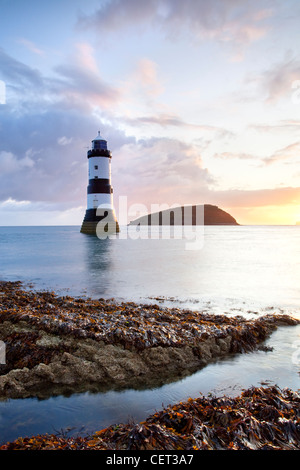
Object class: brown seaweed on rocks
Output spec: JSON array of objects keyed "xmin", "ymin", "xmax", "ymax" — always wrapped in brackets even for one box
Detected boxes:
[
  {"xmin": 1, "ymin": 386, "xmax": 299, "ymax": 450},
  {"xmin": 0, "ymin": 280, "xmax": 299, "ymax": 399}
]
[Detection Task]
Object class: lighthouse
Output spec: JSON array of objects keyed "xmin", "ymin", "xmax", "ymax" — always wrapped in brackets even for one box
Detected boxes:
[{"xmin": 80, "ymin": 131, "xmax": 119, "ymax": 235}]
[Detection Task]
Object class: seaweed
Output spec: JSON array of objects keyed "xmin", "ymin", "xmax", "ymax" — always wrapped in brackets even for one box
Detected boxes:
[
  {"xmin": 1, "ymin": 281, "xmax": 298, "ymax": 361},
  {"xmin": 1, "ymin": 386, "xmax": 299, "ymax": 450}
]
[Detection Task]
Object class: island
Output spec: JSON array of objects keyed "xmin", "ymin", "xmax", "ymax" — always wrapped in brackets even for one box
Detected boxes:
[{"xmin": 129, "ymin": 204, "xmax": 239, "ymax": 226}]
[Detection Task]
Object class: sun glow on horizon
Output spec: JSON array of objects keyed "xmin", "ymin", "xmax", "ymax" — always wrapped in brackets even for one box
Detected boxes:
[{"xmin": 226, "ymin": 203, "xmax": 300, "ymax": 226}]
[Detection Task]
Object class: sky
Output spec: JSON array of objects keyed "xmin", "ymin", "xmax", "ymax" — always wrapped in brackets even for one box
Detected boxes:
[{"xmin": 0, "ymin": 0, "xmax": 300, "ymax": 226}]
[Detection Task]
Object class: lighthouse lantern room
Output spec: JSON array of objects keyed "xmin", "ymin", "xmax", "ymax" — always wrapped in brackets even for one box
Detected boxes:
[{"xmin": 80, "ymin": 131, "xmax": 119, "ymax": 235}]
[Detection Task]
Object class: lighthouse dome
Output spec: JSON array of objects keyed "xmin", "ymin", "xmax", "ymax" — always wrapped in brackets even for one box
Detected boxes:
[
  {"xmin": 92, "ymin": 131, "xmax": 107, "ymax": 150},
  {"xmin": 93, "ymin": 130, "xmax": 106, "ymax": 141}
]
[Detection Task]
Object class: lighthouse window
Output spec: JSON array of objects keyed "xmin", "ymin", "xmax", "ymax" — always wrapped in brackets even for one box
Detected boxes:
[
  {"xmin": 94, "ymin": 165, "xmax": 98, "ymax": 170},
  {"xmin": 94, "ymin": 141, "xmax": 107, "ymax": 150}
]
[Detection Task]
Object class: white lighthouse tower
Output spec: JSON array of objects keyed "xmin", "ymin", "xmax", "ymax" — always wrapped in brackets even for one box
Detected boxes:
[{"xmin": 80, "ymin": 131, "xmax": 119, "ymax": 235}]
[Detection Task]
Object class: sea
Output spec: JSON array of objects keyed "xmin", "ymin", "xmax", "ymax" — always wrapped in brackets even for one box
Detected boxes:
[{"xmin": 0, "ymin": 225, "xmax": 299, "ymax": 444}]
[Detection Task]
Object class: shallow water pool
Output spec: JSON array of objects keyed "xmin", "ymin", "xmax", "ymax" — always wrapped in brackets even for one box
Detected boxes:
[{"xmin": 0, "ymin": 324, "xmax": 299, "ymax": 445}]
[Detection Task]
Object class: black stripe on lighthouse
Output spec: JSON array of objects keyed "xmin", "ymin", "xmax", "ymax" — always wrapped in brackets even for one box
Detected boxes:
[
  {"xmin": 87, "ymin": 178, "xmax": 112, "ymax": 194},
  {"xmin": 87, "ymin": 149, "xmax": 111, "ymax": 158}
]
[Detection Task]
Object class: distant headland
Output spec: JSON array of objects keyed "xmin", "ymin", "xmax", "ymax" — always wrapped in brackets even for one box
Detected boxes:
[{"xmin": 129, "ymin": 204, "xmax": 239, "ymax": 226}]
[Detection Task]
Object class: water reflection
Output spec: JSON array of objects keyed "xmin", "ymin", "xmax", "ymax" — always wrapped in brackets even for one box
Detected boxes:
[
  {"xmin": 81, "ymin": 234, "xmax": 113, "ymax": 298},
  {"xmin": 0, "ymin": 324, "xmax": 299, "ymax": 444}
]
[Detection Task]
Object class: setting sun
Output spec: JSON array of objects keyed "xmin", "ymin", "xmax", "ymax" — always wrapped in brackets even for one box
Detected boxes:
[{"xmin": 226, "ymin": 203, "xmax": 300, "ymax": 226}]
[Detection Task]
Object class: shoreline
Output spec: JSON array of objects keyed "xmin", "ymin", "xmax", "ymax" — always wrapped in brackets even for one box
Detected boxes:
[
  {"xmin": 1, "ymin": 280, "xmax": 300, "ymax": 450},
  {"xmin": 0, "ymin": 280, "xmax": 299, "ymax": 400}
]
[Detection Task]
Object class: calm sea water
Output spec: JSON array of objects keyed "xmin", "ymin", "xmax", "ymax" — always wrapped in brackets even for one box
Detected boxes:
[
  {"xmin": 0, "ymin": 225, "xmax": 299, "ymax": 443},
  {"xmin": 0, "ymin": 225, "xmax": 299, "ymax": 316}
]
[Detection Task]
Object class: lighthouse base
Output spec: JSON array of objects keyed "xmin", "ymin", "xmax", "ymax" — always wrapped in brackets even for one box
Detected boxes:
[{"xmin": 80, "ymin": 208, "xmax": 120, "ymax": 236}]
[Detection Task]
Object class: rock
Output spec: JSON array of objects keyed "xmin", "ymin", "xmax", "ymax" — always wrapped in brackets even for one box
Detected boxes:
[
  {"xmin": 33, "ymin": 363, "xmax": 55, "ymax": 381},
  {"xmin": 217, "ymin": 335, "xmax": 232, "ymax": 353}
]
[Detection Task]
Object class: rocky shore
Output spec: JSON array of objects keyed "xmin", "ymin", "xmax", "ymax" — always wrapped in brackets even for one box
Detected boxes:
[
  {"xmin": 0, "ymin": 280, "xmax": 299, "ymax": 400},
  {"xmin": 0, "ymin": 280, "xmax": 300, "ymax": 450}
]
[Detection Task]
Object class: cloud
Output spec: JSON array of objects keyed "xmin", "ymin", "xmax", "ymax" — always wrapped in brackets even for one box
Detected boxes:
[
  {"xmin": 207, "ymin": 186, "xmax": 300, "ymax": 208},
  {"xmin": 134, "ymin": 58, "xmax": 164, "ymax": 97},
  {"xmin": 265, "ymin": 141, "xmax": 300, "ymax": 165},
  {"xmin": 0, "ymin": 198, "xmax": 56, "ymax": 212},
  {"xmin": 260, "ymin": 57, "xmax": 300, "ymax": 104},
  {"xmin": 57, "ymin": 136, "xmax": 73, "ymax": 146},
  {"xmin": 51, "ymin": 43, "xmax": 121, "ymax": 111},
  {"xmin": 116, "ymin": 57, "xmax": 166, "ymax": 115},
  {"xmin": 117, "ymin": 137, "xmax": 212, "ymax": 180},
  {"xmin": 73, "ymin": 42, "xmax": 99, "ymax": 74},
  {"xmin": 113, "ymin": 134, "xmax": 300, "ymax": 212},
  {"xmin": 113, "ymin": 136, "xmax": 214, "ymax": 209},
  {"xmin": 0, "ymin": 47, "xmax": 44, "ymax": 94},
  {"xmin": 0, "ymin": 46, "xmax": 134, "ymax": 211},
  {"xmin": 213, "ymin": 151, "xmax": 255, "ymax": 160},
  {"xmin": 0, "ymin": 45, "xmax": 121, "ymax": 113},
  {"xmin": 53, "ymin": 65, "xmax": 119, "ymax": 110},
  {"xmin": 277, "ymin": 120, "xmax": 300, "ymax": 129},
  {"xmin": 0, "ymin": 198, "xmax": 85, "ymax": 226},
  {"xmin": 123, "ymin": 111, "xmax": 233, "ymax": 134},
  {"xmin": 0, "ymin": 105, "xmax": 133, "ymax": 207},
  {"xmin": 0, "ymin": 44, "xmax": 128, "ymax": 219},
  {"xmin": 120, "ymin": 112, "xmax": 235, "ymax": 147},
  {"xmin": 17, "ymin": 38, "xmax": 44, "ymax": 55},
  {"xmin": 78, "ymin": 0, "xmax": 273, "ymax": 50},
  {"xmin": 0, "ymin": 151, "xmax": 35, "ymax": 174},
  {"xmin": 249, "ymin": 120, "xmax": 300, "ymax": 133},
  {"xmin": 213, "ymin": 139, "xmax": 300, "ymax": 166}
]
